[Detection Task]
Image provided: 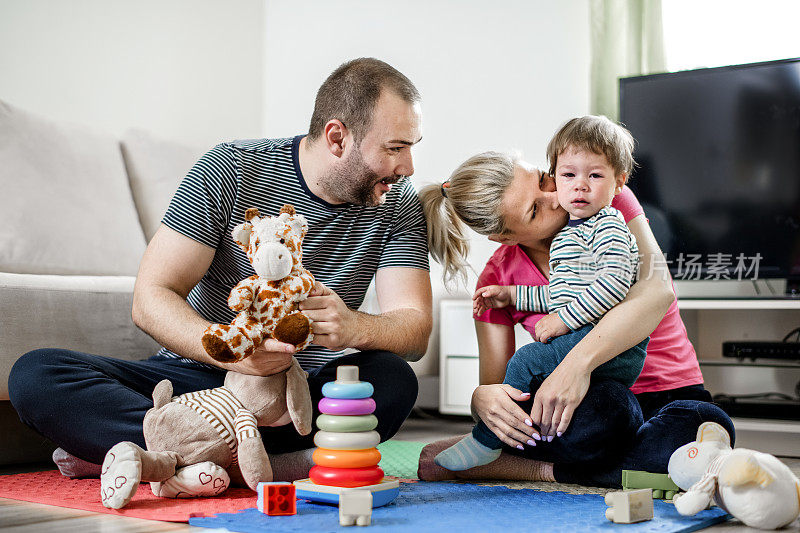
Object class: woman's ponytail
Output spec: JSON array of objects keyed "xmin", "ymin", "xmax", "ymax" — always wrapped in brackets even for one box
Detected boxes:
[
  {"xmin": 419, "ymin": 151, "xmax": 517, "ymax": 288},
  {"xmin": 419, "ymin": 182, "xmax": 471, "ymax": 287}
]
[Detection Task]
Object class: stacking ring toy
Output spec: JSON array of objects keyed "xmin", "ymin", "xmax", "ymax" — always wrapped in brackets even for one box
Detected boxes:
[
  {"xmin": 309, "ymin": 465, "xmax": 384, "ymax": 488},
  {"xmin": 314, "ymin": 430, "xmax": 380, "ymax": 450},
  {"xmin": 316, "ymin": 414, "xmax": 378, "ymax": 433},
  {"xmin": 312, "ymin": 447, "xmax": 381, "ymax": 469},
  {"xmin": 318, "ymin": 397, "xmax": 376, "ymax": 416},
  {"xmin": 322, "ymin": 380, "xmax": 374, "ymax": 399}
]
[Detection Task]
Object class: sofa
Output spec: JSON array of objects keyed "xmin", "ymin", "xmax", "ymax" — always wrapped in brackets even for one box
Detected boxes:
[{"xmin": 0, "ymin": 98, "xmax": 206, "ymax": 465}]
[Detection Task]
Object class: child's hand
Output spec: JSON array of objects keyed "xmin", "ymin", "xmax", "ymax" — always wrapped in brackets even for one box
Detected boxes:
[
  {"xmin": 473, "ymin": 285, "xmax": 514, "ymax": 315},
  {"xmin": 534, "ymin": 313, "xmax": 570, "ymax": 343}
]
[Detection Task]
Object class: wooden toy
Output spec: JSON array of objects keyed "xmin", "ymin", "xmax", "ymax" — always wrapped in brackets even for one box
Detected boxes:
[
  {"xmin": 621, "ymin": 470, "xmax": 680, "ymax": 499},
  {"xmin": 339, "ymin": 490, "xmax": 373, "ymax": 526},
  {"xmin": 604, "ymin": 489, "xmax": 654, "ymax": 524},
  {"xmin": 257, "ymin": 482, "xmax": 297, "ymax": 516},
  {"xmin": 293, "ymin": 366, "xmax": 400, "ymax": 508}
]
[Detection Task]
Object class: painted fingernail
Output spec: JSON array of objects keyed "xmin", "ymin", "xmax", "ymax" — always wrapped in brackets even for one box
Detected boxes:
[
  {"xmin": 521, "ymin": 392, "xmax": 531, "ymax": 396},
  {"xmin": 557, "ymin": 431, "xmax": 563, "ymax": 438},
  {"xmin": 527, "ymin": 440, "xmax": 536, "ymax": 446},
  {"xmin": 532, "ymin": 434, "xmax": 541, "ymax": 441},
  {"xmin": 524, "ymin": 418, "xmax": 533, "ymax": 427},
  {"xmin": 516, "ymin": 445, "xmax": 524, "ymax": 450},
  {"xmin": 547, "ymin": 435, "xmax": 554, "ymax": 442}
]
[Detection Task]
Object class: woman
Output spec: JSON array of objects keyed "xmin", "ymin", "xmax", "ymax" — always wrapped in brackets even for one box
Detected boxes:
[{"xmin": 418, "ymin": 151, "xmax": 733, "ymax": 486}]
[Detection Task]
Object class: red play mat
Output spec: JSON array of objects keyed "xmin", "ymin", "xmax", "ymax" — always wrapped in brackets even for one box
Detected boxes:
[{"xmin": 0, "ymin": 470, "xmax": 256, "ymax": 522}]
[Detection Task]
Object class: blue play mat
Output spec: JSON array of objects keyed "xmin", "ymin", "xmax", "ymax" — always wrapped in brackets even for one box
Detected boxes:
[{"xmin": 189, "ymin": 481, "xmax": 730, "ymax": 532}]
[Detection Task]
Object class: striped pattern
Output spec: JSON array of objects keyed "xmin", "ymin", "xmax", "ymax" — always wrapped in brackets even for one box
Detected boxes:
[
  {"xmin": 517, "ymin": 206, "xmax": 639, "ymax": 331},
  {"xmin": 234, "ymin": 409, "xmax": 259, "ymax": 442},
  {"xmin": 157, "ymin": 135, "xmax": 429, "ymax": 370},
  {"xmin": 174, "ymin": 386, "xmax": 244, "ymax": 464}
]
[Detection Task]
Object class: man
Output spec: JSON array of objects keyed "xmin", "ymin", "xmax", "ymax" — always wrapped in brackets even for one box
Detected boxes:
[{"xmin": 9, "ymin": 58, "xmax": 432, "ymax": 481}]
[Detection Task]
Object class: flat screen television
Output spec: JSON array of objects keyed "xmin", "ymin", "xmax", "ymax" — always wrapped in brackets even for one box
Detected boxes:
[{"xmin": 619, "ymin": 58, "xmax": 800, "ymax": 293}]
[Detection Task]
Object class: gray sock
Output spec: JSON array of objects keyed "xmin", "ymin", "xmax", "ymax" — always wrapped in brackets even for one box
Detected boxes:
[
  {"xmin": 434, "ymin": 434, "xmax": 501, "ymax": 471},
  {"xmin": 267, "ymin": 448, "xmax": 315, "ymax": 482},
  {"xmin": 52, "ymin": 447, "xmax": 102, "ymax": 479}
]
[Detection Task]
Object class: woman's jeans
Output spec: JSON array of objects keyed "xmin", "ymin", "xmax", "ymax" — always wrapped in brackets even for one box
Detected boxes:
[{"xmin": 504, "ymin": 378, "xmax": 734, "ymax": 488}]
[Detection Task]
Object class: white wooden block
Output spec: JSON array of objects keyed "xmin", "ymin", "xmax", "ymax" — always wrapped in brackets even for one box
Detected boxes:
[
  {"xmin": 339, "ymin": 490, "xmax": 373, "ymax": 526},
  {"xmin": 605, "ymin": 489, "xmax": 654, "ymax": 524}
]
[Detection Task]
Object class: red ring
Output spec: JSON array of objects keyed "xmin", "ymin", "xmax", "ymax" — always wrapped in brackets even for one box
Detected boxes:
[{"xmin": 309, "ymin": 465, "xmax": 384, "ymax": 488}]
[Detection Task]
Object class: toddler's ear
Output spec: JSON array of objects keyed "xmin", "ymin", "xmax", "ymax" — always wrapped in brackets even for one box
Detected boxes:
[{"xmin": 615, "ymin": 173, "xmax": 627, "ymax": 192}]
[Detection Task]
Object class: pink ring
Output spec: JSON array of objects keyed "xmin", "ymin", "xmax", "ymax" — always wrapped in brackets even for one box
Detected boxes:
[{"xmin": 318, "ymin": 397, "xmax": 376, "ymax": 416}]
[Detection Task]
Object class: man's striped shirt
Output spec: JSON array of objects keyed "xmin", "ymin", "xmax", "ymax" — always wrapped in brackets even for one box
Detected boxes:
[
  {"xmin": 156, "ymin": 135, "xmax": 429, "ymax": 370},
  {"xmin": 516, "ymin": 206, "xmax": 639, "ymax": 330}
]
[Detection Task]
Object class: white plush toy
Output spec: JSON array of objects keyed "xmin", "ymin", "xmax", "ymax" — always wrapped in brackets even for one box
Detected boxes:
[{"xmin": 668, "ymin": 421, "xmax": 800, "ymax": 530}]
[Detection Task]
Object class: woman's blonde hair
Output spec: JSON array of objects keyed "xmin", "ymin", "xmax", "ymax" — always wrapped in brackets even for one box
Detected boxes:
[
  {"xmin": 546, "ymin": 115, "xmax": 636, "ymax": 177},
  {"xmin": 419, "ymin": 151, "xmax": 518, "ymax": 287}
]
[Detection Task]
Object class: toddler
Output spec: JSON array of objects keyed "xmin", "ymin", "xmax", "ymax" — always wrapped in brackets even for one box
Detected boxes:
[{"xmin": 435, "ymin": 116, "xmax": 649, "ymax": 471}]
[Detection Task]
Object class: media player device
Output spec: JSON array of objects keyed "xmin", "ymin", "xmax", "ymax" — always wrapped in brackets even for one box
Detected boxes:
[{"xmin": 723, "ymin": 341, "xmax": 800, "ymax": 361}]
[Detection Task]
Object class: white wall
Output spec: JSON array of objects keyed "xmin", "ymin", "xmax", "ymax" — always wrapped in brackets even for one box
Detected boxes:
[
  {"xmin": 0, "ymin": 0, "xmax": 264, "ymax": 147},
  {"xmin": 262, "ymin": 0, "xmax": 592, "ymax": 375},
  {"xmin": 0, "ymin": 0, "xmax": 591, "ymax": 379}
]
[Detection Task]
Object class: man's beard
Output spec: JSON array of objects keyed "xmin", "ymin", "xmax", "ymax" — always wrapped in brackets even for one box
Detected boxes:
[{"xmin": 323, "ymin": 146, "xmax": 395, "ymax": 206}]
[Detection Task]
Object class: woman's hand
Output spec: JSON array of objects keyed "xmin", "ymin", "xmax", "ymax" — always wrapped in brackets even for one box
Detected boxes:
[
  {"xmin": 473, "ymin": 285, "xmax": 515, "ymax": 316},
  {"xmin": 530, "ymin": 356, "xmax": 591, "ymax": 440},
  {"xmin": 472, "ymin": 384, "xmax": 539, "ymax": 449},
  {"xmin": 533, "ymin": 313, "xmax": 570, "ymax": 343}
]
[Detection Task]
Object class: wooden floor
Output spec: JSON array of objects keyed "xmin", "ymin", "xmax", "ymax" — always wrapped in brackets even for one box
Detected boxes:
[{"xmin": 1, "ymin": 413, "xmax": 798, "ymax": 532}]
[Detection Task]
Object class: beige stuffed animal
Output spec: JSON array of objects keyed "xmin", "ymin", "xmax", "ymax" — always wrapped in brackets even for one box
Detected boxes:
[
  {"xmin": 668, "ymin": 421, "xmax": 800, "ymax": 529},
  {"xmin": 100, "ymin": 205, "xmax": 317, "ymax": 509}
]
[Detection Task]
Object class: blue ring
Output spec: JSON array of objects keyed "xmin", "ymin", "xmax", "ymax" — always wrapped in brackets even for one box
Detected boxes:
[{"xmin": 322, "ymin": 381, "xmax": 374, "ymax": 399}]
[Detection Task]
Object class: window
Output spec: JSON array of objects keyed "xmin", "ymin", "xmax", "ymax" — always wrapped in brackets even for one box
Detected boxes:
[{"xmin": 662, "ymin": 0, "xmax": 800, "ymax": 71}]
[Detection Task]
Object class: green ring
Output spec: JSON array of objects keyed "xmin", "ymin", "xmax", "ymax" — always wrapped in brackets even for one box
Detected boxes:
[{"xmin": 316, "ymin": 414, "xmax": 378, "ymax": 433}]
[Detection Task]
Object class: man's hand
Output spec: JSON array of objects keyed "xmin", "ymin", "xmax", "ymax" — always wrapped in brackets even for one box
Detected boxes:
[
  {"xmin": 471, "ymin": 384, "xmax": 539, "ymax": 449},
  {"xmin": 529, "ymin": 357, "xmax": 591, "ymax": 441},
  {"xmin": 473, "ymin": 285, "xmax": 515, "ymax": 316},
  {"xmin": 299, "ymin": 281, "xmax": 358, "ymax": 350},
  {"xmin": 534, "ymin": 313, "xmax": 570, "ymax": 343},
  {"xmin": 226, "ymin": 338, "xmax": 296, "ymax": 376}
]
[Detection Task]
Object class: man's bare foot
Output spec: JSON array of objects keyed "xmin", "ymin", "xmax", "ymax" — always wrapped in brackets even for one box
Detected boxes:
[{"xmin": 417, "ymin": 435, "xmax": 467, "ymax": 481}]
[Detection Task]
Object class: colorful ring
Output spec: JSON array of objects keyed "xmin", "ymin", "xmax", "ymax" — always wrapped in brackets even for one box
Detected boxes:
[
  {"xmin": 309, "ymin": 465, "xmax": 384, "ymax": 488},
  {"xmin": 321, "ymin": 381, "xmax": 374, "ymax": 399},
  {"xmin": 316, "ymin": 414, "xmax": 378, "ymax": 433},
  {"xmin": 312, "ymin": 447, "xmax": 381, "ymax": 469},
  {"xmin": 314, "ymin": 430, "xmax": 380, "ymax": 450},
  {"xmin": 318, "ymin": 397, "xmax": 376, "ymax": 416}
]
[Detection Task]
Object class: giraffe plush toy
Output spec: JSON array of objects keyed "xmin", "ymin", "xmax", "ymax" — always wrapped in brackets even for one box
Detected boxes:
[{"xmin": 202, "ymin": 204, "xmax": 315, "ymax": 362}]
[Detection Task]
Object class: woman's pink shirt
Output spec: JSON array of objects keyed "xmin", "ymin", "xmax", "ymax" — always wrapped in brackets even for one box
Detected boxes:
[{"xmin": 475, "ymin": 186, "xmax": 704, "ymax": 394}]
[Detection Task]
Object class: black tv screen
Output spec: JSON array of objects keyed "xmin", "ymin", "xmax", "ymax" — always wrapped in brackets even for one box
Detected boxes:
[{"xmin": 620, "ymin": 58, "xmax": 800, "ymax": 282}]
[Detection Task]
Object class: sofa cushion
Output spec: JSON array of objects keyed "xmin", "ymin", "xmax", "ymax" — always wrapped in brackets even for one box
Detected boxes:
[
  {"xmin": 0, "ymin": 272, "xmax": 162, "ymax": 401},
  {"xmin": 121, "ymin": 129, "xmax": 205, "ymax": 242},
  {"xmin": 0, "ymin": 100, "xmax": 147, "ymax": 275}
]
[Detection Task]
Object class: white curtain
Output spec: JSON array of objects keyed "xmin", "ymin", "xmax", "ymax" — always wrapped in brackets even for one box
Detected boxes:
[{"xmin": 590, "ymin": 0, "xmax": 666, "ymax": 120}]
